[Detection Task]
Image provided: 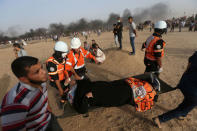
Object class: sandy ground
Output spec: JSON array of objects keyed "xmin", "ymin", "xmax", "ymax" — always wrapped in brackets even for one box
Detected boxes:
[{"xmin": 0, "ymin": 28, "xmax": 197, "ymax": 131}]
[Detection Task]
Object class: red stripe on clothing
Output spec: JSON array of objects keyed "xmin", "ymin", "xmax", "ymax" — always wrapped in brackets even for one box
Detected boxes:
[
  {"xmin": 1, "ymin": 105, "xmax": 28, "ymax": 113},
  {"xmin": 27, "ymin": 113, "xmax": 50, "ymax": 130},
  {"xmin": 2, "ymin": 93, "xmax": 8, "ymax": 107},
  {"xmin": 14, "ymin": 88, "xmax": 28, "ymax": 103},
  {"xmin": 29, "ymin": 91, "xmax": 42, "ymax": 108},
  {"xmin": 36, "ymin": 120, "xmax": 49, "ymax": 131},
  {"xmin": 2, "ymin": 119, "xmax": 26, "ymax": 131},
  {"xmin": 27, "ymin": 113, "xmax": 42, "ymax": 123},
  {"xmin": 27, "ymin": 97, "xmax": 48, "ymax": 117}
]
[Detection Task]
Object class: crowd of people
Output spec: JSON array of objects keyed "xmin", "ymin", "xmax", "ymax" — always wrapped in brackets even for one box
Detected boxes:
[{"xmin": 0, "ymin": 15, "xmax": 197, "ymax": 130}]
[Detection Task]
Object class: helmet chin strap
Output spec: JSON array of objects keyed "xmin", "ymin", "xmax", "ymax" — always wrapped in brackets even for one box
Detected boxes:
[{"xmin": 62, "ymin": 53, "xmax": 67, "ymax": 58}]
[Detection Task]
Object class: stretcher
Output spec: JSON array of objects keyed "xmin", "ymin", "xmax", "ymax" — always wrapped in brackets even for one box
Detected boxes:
[{"xmin": 57, "ymin": 73, "xmax": 177, "ymax": 118}]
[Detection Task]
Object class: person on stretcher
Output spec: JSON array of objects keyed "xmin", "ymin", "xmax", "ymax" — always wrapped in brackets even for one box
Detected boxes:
[{"xmin": 67, "ymin": 74, "xmax": 160, "ymax": 114}]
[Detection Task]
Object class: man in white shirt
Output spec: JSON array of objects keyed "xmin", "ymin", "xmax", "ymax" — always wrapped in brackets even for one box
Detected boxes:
[{"xmin": 128, "ymin": 16, "xmax": 137, "ymax": 55}]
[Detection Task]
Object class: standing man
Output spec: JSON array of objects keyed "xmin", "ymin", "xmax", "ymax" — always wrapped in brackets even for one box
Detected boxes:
[
  {"xmin": 153, "ymin": 51, "xmax": 197, "ymax": 128},
  {"xmin": 170, "ymin": 21, "xmax": 175, "ymax": 32},
  {"xmin": 178, "ymin": 20, "xmax": 182, "ymax": 32},
  {"xmin": 117, "ymin": 17, "xmax": 123, "ymax": 49},
  {"xmin": 46, "ymin": 41, "xmax": 70, "ymax": 105},
  {"xmin": 113, "ymin": 24, "xmax": 119, "ymax": 47},
  {"xmin": 66, "ymin": 37, "xmax": 98, "ymax": 79},
  {"xmin": 141, "ymin": 21, "xmax": 167, "ymax": 77},
  {"xmin": 0, "ymin": 56, "xmax": 62, "ymax": 131},
  {"xmin": 13, "ymin": 43, "xmax": 27, "ymax": 58},
  {"xmin": 128, "ymin": 16, "xmax": 137, "ymax": 55}
]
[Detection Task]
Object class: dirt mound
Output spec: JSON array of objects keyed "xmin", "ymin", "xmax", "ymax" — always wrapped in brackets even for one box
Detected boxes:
[{"xmin": 87, "ymin": 48, "xmax": 145, "ymax": 81}]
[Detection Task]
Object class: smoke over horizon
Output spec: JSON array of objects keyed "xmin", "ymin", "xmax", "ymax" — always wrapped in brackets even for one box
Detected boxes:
[
  {"xmin": 2, "ymin": 2, "xmax": 196, "ymax": 38},
  {"xmin": 133, "ymin": 3, "xmax": 170, "ymax": 23},
  {"xmin": 6, "ymin": 25, "xmax": 23, "ymax": 37}
]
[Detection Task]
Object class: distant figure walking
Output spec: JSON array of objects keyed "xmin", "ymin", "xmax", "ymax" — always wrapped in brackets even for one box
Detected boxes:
[
  {"xmin": 13, "ymin": 43, "xmax": 27, "ymax": 58},
  {"xmin": 170, "ymin": 21, "xmax": 175, "ymax": 32},
  {"xmin": 117, "ymin": 17, "xmax": 123, "ymax": 49},
  {"xmin": 113, "ymin": 24, "xmax": 119, "ymax": 47},
  {"xmin": 128, "ymin": 16, "xmax": 137, "ymax": 55},
  {"xmin": 189, "ymin": 21, "xmax": 194, "ymax": 32},
  {"xmin": 179, "ymin": 20, "xmax": 182, "ymax": 32},
  {"xmin": 194, "ymin": 22, "xmax": 197, "ymax": 32}
]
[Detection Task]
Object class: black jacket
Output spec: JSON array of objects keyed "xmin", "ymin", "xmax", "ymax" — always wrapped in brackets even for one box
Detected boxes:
[{"xmin": 73, "ymin": 79, "xmax": 133, "ymax": 114}]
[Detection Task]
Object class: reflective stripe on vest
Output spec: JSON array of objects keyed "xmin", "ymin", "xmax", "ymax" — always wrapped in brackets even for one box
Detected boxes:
[
  {"xmin": 46, "ymin": 57, "xmax": 65, "ymax": 81},
  {"xmin": 80, "ymin": 48, "xmax": 89, "ymax": 57},
  {"xmin": 72, "ymin": 49, "xmax": 85, "ymax": 69},
  {"xmin": 125, "ymin": 77, "xmax": 156, "ymax": 112},
  {"xmin": 145, "ymin": 35, "xmax": 164, "ymax": 61}
]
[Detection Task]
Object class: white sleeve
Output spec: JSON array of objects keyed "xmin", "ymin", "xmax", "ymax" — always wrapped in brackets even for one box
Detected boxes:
[
  {"xmin": 96, "ymin": 49, "xmax": 104, "ymax": 57},
  {"xmin": 132, "ymin": 23, "xmax": 136, "ymax": 30}
]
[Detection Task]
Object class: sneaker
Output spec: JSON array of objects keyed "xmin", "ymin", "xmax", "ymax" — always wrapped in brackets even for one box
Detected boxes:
[
  {"xmin": 152, "ymin": 117, "xmax": 162, "ymax": 128},
  {"xmin": 129, "ymin": 52, "xmax": 135, "ymax": 55},
  {"xmin": 83, "ymin": 113, "xmax": 89, "ymax": 117}
]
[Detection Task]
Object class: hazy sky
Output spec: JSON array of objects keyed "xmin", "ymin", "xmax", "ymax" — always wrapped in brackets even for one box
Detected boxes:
[{"xmin": 0, "ymin": 0, "xmax": 197, "ymax": 35}]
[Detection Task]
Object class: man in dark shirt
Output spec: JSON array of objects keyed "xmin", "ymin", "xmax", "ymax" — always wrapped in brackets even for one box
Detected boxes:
[
  {"xmin": 153, "ymin": 51, "xmax": 197, "ymax": 128},
  {"xmin": 117, "ymin": 17, "xmax": 123, "ymax": 49}
]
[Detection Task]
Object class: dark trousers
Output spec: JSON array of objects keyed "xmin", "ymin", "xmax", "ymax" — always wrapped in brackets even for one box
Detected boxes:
[
  {"xmin": 117, "ymin": 33, "xmax": 122, "ymax": 49},
  {"xmin": 130, "ymin": 37, "xmax": 135, "ymax": 54},
  {"xmin": 144, "ymin": 58, "xmax": 159, "ymax": 72},
  {"xmin": 75, "ymin": 66, "xmax": 86, "ymax": 77},
  {"xmin": 144, "ymin": 58, "xmax": 160, "ymax": 77},
  {"xmin": 158, "ymin": 94, "xmax": 197, "ymax": 123},
  {"xmin": 46, "ymin": 113, "xmax": 63, "ymax": 131}
]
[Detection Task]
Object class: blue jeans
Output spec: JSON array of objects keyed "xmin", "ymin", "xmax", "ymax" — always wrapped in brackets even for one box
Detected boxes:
[
  {"xmin": 130, "ymin": 37, "xmax": 135, "ymax": 54},
  {"xmin": 158, "ymin": 94, "xmax": 197, "ymax": 123}
]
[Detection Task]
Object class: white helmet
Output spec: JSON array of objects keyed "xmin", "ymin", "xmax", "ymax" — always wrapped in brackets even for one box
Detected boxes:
[
  {"xmin": 71, "ymin": 37, "xmax": 81, "ymax": 49},
  {"xmin": 154, "ymin": 21, "xmax": 167, "ymax": 29},
  {"xmin": 54, "ymin": 41, "xmax": 68, "ymax": 53}
]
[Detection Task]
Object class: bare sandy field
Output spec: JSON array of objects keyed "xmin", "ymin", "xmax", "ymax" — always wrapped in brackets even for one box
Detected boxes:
[{"xmin": 0, "ymin": 28, "xmax": 197, "ymax": 131}]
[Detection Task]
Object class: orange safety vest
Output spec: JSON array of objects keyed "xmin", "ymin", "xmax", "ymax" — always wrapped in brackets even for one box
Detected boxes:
[
  {"xmin": 66, "ymin": 47, "xmax": 94, "ymax": 70},
  {"xmin": 46, "ymin": 57, "xmax": 65, "ymax": 82},
  {"xmin": 125, "ymin": 77, "xmax": 156, "ymax": 112},
  {"xmin": 145, "ymin": 35, "xmax": 165, "ymax": 61}
]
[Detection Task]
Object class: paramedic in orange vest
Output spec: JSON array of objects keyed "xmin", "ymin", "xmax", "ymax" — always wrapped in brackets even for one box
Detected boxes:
[
  {"xmin": 69, "ymin": 73, "xmax": 159, "ymax": 114},
  {"xmin": 141, "ymin": 21, "xmax": 167, "ymax": 77},
  {"xmin": 46, "ymin": 41, "xmax": 70, "ymax": 104},
  {"xmin": 66, "ymin": 37, "xmax": 98, "ymax": 79}
]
